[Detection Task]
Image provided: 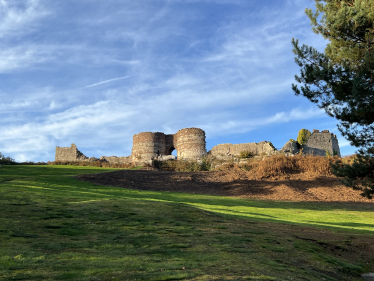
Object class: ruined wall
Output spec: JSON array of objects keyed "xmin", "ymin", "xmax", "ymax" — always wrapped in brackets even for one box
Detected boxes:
[
  {"xmin": 55, "ymin": 144, "xmax": 88, "ymax": 161},
  {"xmin": 210, "ymin": 141, "xmax": 277, "ymax": 159},
  {"xmin": 174, "ymin": 128, "xmax": 207, "ymax": 160},
  {"xmin": 131, "ymin": 128, "xmax": 207, "ymax": 164},
  {"xmin": 131, "ymin": 132, "xmax": 172, "ymax": 163},
  {"xmin": 100, "ymin": 156, "xmax": 132, "ymax": 164},
  {"xmin": 304, "ymin": 130, "xmax": 341, "ymax": 157}
]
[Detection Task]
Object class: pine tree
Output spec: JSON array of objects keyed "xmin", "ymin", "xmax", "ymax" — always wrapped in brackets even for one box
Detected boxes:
[
  {"xmin": 292, "ymin": 0, "xmax": 374, "ymax": 198},
  {"xmin": 297, "ymin": 129, "xmax": 312, "ymax": 146}
]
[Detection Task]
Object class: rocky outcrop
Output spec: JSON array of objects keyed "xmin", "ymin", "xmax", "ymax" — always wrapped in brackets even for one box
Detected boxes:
[{"xmin": 280, "ymin": 141, "xmax": 299, "ymax": 154}]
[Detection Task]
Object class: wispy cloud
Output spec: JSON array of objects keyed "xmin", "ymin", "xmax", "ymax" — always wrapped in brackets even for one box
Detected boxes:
[
  {"xmin": 0, "ymin": 0, "xmax": 49, "ymax": 38},
  {"xmin": 82, "ymin": 75, "xmax": 134, "ymax": 89},
  {"xmin": 0, "ymin": 0, "xmax": 357, "ymax": 161}
]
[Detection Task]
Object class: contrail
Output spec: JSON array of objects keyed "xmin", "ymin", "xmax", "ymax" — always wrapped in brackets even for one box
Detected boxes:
[{"xmin": 83, "ymin": 75, "xmax": 133, "ymax": 88}]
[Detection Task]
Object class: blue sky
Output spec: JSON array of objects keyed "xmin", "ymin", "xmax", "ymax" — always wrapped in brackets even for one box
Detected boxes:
[{"xmin": 0, "ymin": 0, "xmax": 356, "ymax": 162}]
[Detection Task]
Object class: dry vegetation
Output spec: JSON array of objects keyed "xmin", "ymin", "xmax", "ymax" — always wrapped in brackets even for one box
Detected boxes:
[
  {"xmin": 48, "ymin": 160, "xmax": 134, "ymax": 169},
  {"xmin": 156, "ymin": 154, "xmax": 356, "ymax": 179},
  {"xmin": 238, "ymin": 154, "xmax": 337, "ymax": 178}
]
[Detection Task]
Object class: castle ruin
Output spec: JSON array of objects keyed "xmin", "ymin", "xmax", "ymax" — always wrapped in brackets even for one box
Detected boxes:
[
  {"xmin": 55, "ymin": 127, "xmax": 208, "ymax": 165},
  {"xmin": 55, "ymin": 127, "xmax": 341, "ymax": 165},
  {"xmin": 303, "ymin": 129, "xmax": 341, "ymax": 157},
  {"xmin": 131, "ymin": 128, "xmax": 207, "ymax": 163}
]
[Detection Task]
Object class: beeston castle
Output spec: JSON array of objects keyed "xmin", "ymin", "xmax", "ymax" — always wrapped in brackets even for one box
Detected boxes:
[{"xmin": 55, "ymin": 128, "xmax": 341, "ymax": 165}]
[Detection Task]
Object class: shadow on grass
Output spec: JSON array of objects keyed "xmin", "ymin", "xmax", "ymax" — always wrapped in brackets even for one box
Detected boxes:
[{"xmin": 2, "ymin": 165, "xmax": 374, "ymax": 235}]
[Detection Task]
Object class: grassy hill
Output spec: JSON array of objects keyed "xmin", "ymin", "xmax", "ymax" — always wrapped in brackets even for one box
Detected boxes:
[{"xmin": 0, "ymin": 165, "xmax": 373, "ymax": 280}]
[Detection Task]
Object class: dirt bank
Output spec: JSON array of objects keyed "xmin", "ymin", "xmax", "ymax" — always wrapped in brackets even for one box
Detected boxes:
[{"xmin": 75, "ymin": 167, "xmax": 373, "ymax": 203}]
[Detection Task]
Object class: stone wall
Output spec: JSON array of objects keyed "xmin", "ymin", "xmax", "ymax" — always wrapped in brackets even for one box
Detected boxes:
[
  {"xmin": 100, "ymin": 156, "xmax": 132, "ymax": 164},
  {"xmin": 131, "ymin": 127, "xmax": 207, "ymax": 164},
  {"xmin": 304, "ymin": 130, "xmax": 341, "ymax": 157},
  {"xmin": 55, "ymin": 144, "xmax": 88, "ymax": 161},
  {"xmin": 210, "ymin": 141, "xmax": 277, "ymax": 159}
]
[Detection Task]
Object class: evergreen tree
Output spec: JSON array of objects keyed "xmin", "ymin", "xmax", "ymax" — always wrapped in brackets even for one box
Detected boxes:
[
  {"xmin": 292, "ymin": 0, "xmax": 374, "ymax": 198},
  {"xmin": 297, "ymin": 129, "xmax": 312, "ymax": 146}
]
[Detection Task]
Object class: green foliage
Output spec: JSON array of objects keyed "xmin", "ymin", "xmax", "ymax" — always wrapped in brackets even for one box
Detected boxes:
[
  {"xmin": 240, "ymin": 151, "xmax": 253, "ymax": 159},
  {"xmin": 293, "ymin": 0, "xmax": 374, "ymax": 198},
  {"xmin": 200, "ymin": 157, "xmax": 212, "ymax": 171},
  {"xmin": 326, "ymin": 150, "xmax": 332, "ymax": 157},
  {"xmin": 297, "ymin": 129, "xmax": 312, "ymax": 146},
  {"xmin": 332, "ymin": 147, "xmax": 374, "ymax": 199},
  {"xmin": 290, "ymin": 139, "xmax": 302, "ymax": 149},
  {"xmin": 305, "ymin": 0, "xmax": 374, "ymax": 71},
  {"xmin": 0, "ymin": 152, "xmax": 16, "ymax": 165}
]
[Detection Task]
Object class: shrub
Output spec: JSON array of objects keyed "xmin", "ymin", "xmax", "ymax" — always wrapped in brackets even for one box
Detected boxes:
[
  {"xmin": 290, "ymin": 139, "xmax": 302, "ymax": 149},
  {"xmin": 154, "ymin": 159, "xmax": 211, "ymax": 172},
  {"xmin": 297, "ymin": 129, "xmax": 312, "ymax": 146},
  {"xmin": 240, "ymin": 151, "xmax": 253, "ymax": 159},
  {"xmin": 0, "ymin": 152, "xmax": 16, "ymax": 165}
]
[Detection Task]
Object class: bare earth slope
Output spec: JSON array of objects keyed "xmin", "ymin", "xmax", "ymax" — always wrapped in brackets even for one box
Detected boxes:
[{"xmin": 76, "ymin": 167, "xmax": 373, "ymax": 203}]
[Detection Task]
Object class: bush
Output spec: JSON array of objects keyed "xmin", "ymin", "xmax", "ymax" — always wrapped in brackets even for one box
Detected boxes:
[
  {"xmin": 0, "ymin": 152, "xmax": 16, "ymax": 165},
  {"xmin": 297, "ymin": 129, "xmax": 312, "ymax": 146},
  {"xmin": 240, "ymin": 151, "xmax": 253, "ymax": 159},
  {"xmin": 154, "ymin": 159, "xmax": 211, "ymax": 172}
]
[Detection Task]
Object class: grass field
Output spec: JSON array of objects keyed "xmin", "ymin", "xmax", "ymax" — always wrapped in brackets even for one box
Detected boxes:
[{"xmin": 0, "ymin": 165, "xmax": 373, "ymax": 280}]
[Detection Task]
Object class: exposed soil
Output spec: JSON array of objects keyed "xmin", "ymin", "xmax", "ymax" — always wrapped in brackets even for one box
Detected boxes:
[{"xmin": 76, "ymin": 167, "xmax": 374, "ymax": 203}]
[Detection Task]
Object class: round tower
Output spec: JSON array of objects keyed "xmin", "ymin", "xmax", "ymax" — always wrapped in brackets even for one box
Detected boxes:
[
  {"xmin": 132, "ymin": 132, "xmax": 156, "ymax": 163},
  {"xmin": 175, "ymin": 128, "xmax": 207, "ymax": 159},
  {"xmin": 131, "ymin": 132, "xmax": 167, "ymax": 163}
]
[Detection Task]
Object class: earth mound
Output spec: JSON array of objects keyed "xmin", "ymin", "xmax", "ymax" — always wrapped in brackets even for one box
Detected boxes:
[{"xmin": 76, "ymin": 167, "xmax": 373, "ymax": 203}]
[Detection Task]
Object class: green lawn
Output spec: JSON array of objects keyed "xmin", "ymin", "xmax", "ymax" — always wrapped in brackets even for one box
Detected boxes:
[{"xmin": 0, "ymin": 165, "xmax": 373, "ymax": 280}]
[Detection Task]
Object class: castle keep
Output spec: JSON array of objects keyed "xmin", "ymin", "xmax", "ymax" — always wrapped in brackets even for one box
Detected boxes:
[
  {"xmin": 304, "ymin": 130, "xmax": 341, "ymax": 157},
  {"xmin": 55, "ymin": 128, "xmax": 341, "ymax": 164}
]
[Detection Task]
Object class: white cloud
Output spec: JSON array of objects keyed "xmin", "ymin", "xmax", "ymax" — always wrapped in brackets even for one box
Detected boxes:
[
  {"xmin": 201, "ymin": 108, "xmax": 326, "ymax": 137},
  {"xmin": 0, "ymin": 0, "xmax": 49, "ymax": 38},
  {"xmin": 0, "ymin": 0, "xmax": 345, "ymax": 162},
  {"xmin": 0, "ymin": 45, "xmax": 53, "ymax": 73}
]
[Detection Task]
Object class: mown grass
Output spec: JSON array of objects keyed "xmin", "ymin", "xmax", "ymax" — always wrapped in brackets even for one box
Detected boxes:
[{"xmin": 0, "ymin": 165, "xmax": 373, "ymax": 280}]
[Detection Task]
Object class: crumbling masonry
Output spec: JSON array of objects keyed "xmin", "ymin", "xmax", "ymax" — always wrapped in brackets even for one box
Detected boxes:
[
  {"xmin": 55, "ymin": 127, "xmax": 341, "ymax": 164},
  {"xmin": 304, "ymin": 129, "xmax": 341, "ymax": 157}
]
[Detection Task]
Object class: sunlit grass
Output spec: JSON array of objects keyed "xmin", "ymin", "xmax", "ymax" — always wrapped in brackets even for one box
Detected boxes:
[{"xmin": 0, "ymin": 165, "xmax": 373, "ymax": 280}]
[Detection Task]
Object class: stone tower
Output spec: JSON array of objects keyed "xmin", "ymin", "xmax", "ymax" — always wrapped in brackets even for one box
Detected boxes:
[
  {"xmin": 131, "ymin": 127, "xmax": 207, "ymax": 164},
  {"xmin": 174, "ymin": 128, "xmax": 207, "ymax": 159},
  {"xmin": 304, "ymin": 130, "xmax": 341, "ymax": 157}
]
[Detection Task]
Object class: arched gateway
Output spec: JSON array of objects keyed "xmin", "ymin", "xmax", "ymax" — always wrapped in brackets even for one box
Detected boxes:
[{"xmin": 131, "ymin": 128, "xmax": 207, "ymax": 164}]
